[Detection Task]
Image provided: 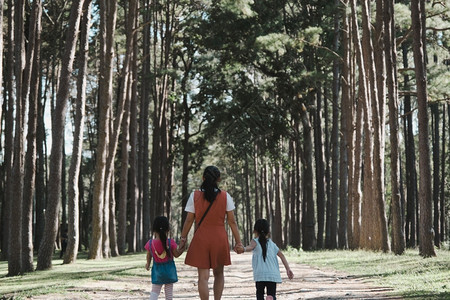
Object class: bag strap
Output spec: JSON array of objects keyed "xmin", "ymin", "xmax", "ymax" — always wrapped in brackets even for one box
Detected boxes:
[{"xmin": 195, "ymin": 191, "xmax": 215, "ymax": 232}]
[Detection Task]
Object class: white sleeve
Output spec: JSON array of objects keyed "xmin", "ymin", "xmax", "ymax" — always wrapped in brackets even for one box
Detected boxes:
[
  {"xmin": 226, "ymin": 192, "xmax": 235, "ymax": 211},
  {"xmin": 185, "ymin": 192, "xmax": 195, "ymax": 213}
]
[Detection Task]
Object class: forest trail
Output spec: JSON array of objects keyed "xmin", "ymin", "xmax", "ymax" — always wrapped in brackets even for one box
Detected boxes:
[{"xmin": 31, "ymin": 252, "xmax": 400, "ymax": 299}]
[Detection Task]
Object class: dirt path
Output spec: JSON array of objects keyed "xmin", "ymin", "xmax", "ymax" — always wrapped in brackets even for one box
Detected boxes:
[{"xmin": 32, "ymin": 252, "xmax": 399, "ymax": 299}]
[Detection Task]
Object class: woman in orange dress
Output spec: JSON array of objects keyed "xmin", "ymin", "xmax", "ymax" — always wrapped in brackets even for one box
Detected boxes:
[{"xmin": 179, "ymin": 166, "xmax": 243, "ymax": 300}]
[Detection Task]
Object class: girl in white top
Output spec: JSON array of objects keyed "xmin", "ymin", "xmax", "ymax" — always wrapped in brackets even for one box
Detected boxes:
[{"xmin": 242, "ymin": 219, "xmax": 294, "ymax": 300}]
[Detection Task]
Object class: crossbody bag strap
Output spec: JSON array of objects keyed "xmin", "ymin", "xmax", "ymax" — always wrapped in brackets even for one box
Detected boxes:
[{"xmin": 195, "ymin": 191, "xmax": 215, "ymax": 232}]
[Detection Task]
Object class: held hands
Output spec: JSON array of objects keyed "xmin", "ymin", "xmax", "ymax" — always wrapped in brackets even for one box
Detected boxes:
[
  {"xmin": 179, "ymin": 236, "xmax": 187, "ymax": 251},
  {"xmin": 234, "ymin": 243, "xmax": 244, "ymax": 254}
]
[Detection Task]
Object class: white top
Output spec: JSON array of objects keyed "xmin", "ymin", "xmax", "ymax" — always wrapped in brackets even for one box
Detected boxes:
[
  {"xmin": 252, "ymin": 238, "xmax": 282, "ymax": 283},
  {"xmin": 185, "ymin": 190, "xmax": 235, "ymax": 213}
]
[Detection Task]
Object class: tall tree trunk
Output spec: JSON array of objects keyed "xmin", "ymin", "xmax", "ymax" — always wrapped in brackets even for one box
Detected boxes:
[
  {"xmin": 350, "ymin": 0, "xmax": 369, "ymax": 250},
  {"xmin": 0, "ymin": 0, "xmax": 3, "ymax": 133},
  {"xmin": 411, "ymin": 0, "xmax": 436, "ymax": 257},
  {"xmin": 342, "ymin": 0, "xmax": 354, "ymax": 250},
  {"xmin": 335, "ymin": 0, "xmax": 348, "ymax": 249},
  {"xmin": 34, "ymin": 88, "xmax": 47, "ymax": 253},
  {"xmin": 440, "ymin": 105, "xmax": 446, "ymax": 243},
  {"xmin": 330, "ymin": 87, "xmax": 339, "ymax": 249},
  {"xmin": 300, "ymin": 103, "xmax": 316, "ymax": 251},
  {"xmin": 22, "ymin": 0, "xmax": 43, "ymax": 273},
  {"xmin": 431, "ymin": 103, "xmax": 440, "ymax": 247},
  {"xmin": 140, "ymin": 0, "xmax": 151, "ymax": 246},
  {"xmin": 8, "ymin": 0, "xmax": 25, "ymax": 276},
  {"xmin": 244, "ymin": 160, "xmax": 253, "ymax": 246},
  {"xmin": 118, "ymin": 91, "xmax": 130, "ymax": 255},
  {"xmin": 89, "ymin": 0, "xmax": 117, "ymax": 259},
  {"xmin": 253, "ymin": 145, "xmax": 261, "ymax": 221},
  {"xmin": 64, "ymin": 0, "xmax": 91, "ymax": 264},
  {"xmin": 37, "ymin": 0, "xmax": 85, "ymax": 270},
  {"xmin": 272, "ymin": 164, "xmax": 283, "ymax": 247},
  {"xmin": 314, "ymin": 89, "xmax": 326, "ymax": 249},
  {"xmin": 384, "ymin": 0, "xmax": 405, "ymax": 255},
  {"xmin": 402, "ymin": 42, "xmax": 418, "ymax": 248}
]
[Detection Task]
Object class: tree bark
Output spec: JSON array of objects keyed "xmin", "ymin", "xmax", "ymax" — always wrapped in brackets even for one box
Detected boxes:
[
  {"xmin": 0, "ymin": 0, "xmax": 3, "ymax": 133},
  {"xmin": 64, "ymin": 0, "xmax": 91, "ymax": 264},
  {"xmin": 22, "ymin": 0, "xmax": 43, "ymax": 273},
  {"xmin": 440, "ymin": 105, "xmax": 446, "ymax": 243},
  {"xmin": 384, "ymin": 0, "xmax": 405, "ymax": 255},
  {"xmin": 37, "ymin": 0, "xmax": 85, "ymax": 270},
  {"xmin": 300, "ymin": 103, "xmax": 316, "ymax": 251},
  {"xmin": 402, "ymin": 42, "xmax": 418, "ymax": 248},
  {"xmin": 8, "ymin": 0, "xmax": 25, "ymax": 276},
  {"xmin": 89, "ymin": 0, "xmax": 117, "ymax": 259},
  {"xmin": 411, "ymin": 0, "xmax": 436, "ymax": 257},
  {"xmin": 314, "ymin": 89, "xmax": 326, "ymax": 249},
  {"xmin": 341, "ymin": 0, "xmax": 354, "ymax": 250},
  {"xmin": 431, "ymin": 103, "xmax": 440, "ymax": 247}
]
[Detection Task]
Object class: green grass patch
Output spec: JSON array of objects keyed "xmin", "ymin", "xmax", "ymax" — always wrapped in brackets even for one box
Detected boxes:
[
  {"xmin": 286, "ymin": 248, "xmax": 450, "ymax": 299},
  {"xmin": 0, "ymin": 252, "xmax": 153, "ymax": 299}
]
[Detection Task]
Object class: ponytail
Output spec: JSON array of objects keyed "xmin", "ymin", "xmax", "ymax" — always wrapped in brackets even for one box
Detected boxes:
[
  {"xmin": 152, "ymin": 216, "xmax": 171, "ymax": 258},
  {"xmin": 201, "ymin": 166, "xmax": 221, "ymax": 203},
  {"xmin": 254, "ymin": 219, "xmax": 270, "ymax": 262}
]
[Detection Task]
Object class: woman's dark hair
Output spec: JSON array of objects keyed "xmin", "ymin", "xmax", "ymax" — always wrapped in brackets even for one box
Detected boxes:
[
  {"xmin": 201, "ymin": 166, "xmax": 221, "ymax": 203},
  {"xmin": 152, "ymin": 216, "xmax": 171, "ymax": 258},
  {"xmin": 254, "ymin": 219, "xmax": 270, "ymax": 262}
]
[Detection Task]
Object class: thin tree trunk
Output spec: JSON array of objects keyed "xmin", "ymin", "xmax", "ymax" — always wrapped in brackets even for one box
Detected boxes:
[
  {"xmin": 272, "ymin": 164, "xmax": 283, "ymax": 247},
  {"xmin": 300, "ymin": 103, "xmax": 316, "ymax": 251},
  {"xmin": 8, "ymin": 0, "xmax": 25, "ymax": 276},
  {"xmin": 431, "ymin": 103, "xmax": 440, "ymax": 247},
  {"xmin": 140, "ymin": 0, "xmax": 151, "ymax": 246},
  {"xmin": 0, "ymin": 0, "xmax": 4, "ymax": 133},
  {"xmin": 330, "ymin": 88, "xmax": 339, "ymax": 249},
  {"xmin": 22, "ymin": 0, "xmax": 43, "ymax": 273},
  {"xmin": 411, "ymin": 0, "xmax": 436, "ymax": 257},
  {"xmin": 64, "ymin": 0, "xmax": 91, "ymax": 264},
  {"xmin": 384, "ymin": 0, "xmax": 405, "ymax": 255},
  {"xmin": 440, "ymin": 105, "xmax": 446, "ymax": 243},
  {"xmin": 244, "ymin": 160, "xmax": 253, "ymax": 246},
  {"xmin": 350, "ymin": 0, "xmax": 369, "ymax": 250},
  {"xmin": 118, "ymin": 88, "xmax": 130, "ymax": 255},
  {"xmin": 37, "ymin": 0, "xmax": 85, "ymax": 270},
  {"xmin": 342, "ymin": 0, "xmax": 354, "ymax": 250},
  {"xmin": 314, "ymin": 89, "xmax": 326, "ymax": 249},
  {"xmin": 89, "ymin": 0, "xmax": 117, "ymax": 259},
  {"xmin": 402, "ymin": 42, "xmax": 418, "ymax": 248}
]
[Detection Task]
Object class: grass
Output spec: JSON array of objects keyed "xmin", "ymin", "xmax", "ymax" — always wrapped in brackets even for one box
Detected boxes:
[
  {"xmin": 287, "ymin": 247, "xmax": 450, "ymax": 299},
  {"xmin": 0, "ymin": 252, "xmax": 152, "ymax": 299},
  {"xmin": 1, "ymin": 248, "xmax": 449, "ymax": 299}
]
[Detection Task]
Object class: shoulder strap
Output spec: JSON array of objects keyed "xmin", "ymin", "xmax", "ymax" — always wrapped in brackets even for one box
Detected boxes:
[{"xmin": 195, "ymin": 192, "xmax": 215, "ymax": 232}]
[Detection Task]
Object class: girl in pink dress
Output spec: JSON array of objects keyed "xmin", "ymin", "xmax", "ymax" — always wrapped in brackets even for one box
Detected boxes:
[{"xmin": 145, "ymin": 216, "xmax": 185, "ymax": 300}]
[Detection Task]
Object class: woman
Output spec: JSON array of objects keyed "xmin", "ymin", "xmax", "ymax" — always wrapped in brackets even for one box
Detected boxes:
[{"xmin": 179, "ymin": 166, "xmax": 243, "ymax": 300}]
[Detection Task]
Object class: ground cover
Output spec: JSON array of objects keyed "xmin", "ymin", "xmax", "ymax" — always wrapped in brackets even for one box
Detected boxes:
[
  {"xmin": 295, "ymin": 248, "xmax": 450, "ymax": 299},
  {"xmin": 0, "ymin": 248, "xmax": 447, "ymax": 299}
]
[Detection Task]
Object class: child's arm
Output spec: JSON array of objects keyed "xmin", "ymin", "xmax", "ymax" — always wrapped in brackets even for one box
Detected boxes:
[
  {"xmin": 145, "ymin": 251, "xmax": 152, "ymax": 271},
  {"xmin": 243, "ymin": 239, "xmax": 257, "ymax": 253},
  {"xmin": 172, "ymin": 241, "xmax": 185, "ymax": 258},
  {"xmin": 277, "ymin": 250, "xmax": 294, "ymax": 279}
]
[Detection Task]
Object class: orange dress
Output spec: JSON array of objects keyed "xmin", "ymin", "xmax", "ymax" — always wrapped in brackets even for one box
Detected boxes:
[{"xmin": 184, "ymin": 190, "xmax": 231, "ymax": 269}]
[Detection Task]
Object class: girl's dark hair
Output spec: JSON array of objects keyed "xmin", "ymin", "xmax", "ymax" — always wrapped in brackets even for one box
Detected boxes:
[
  {"xmin": 200, "ymin": 166, "xmax": 221, "ymax": 203},
  {"xmin": 254, "ymin": 219, "xmax": 270, "ymax": 262},
  {"xmin": 152, "ymin": 216, "xmax": 171, "ymax": 258}
]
